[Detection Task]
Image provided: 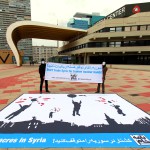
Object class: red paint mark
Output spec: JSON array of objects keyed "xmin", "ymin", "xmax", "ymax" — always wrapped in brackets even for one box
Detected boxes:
[
  {"xmin": 15, "ymin": 101, "xmax": 25, "ymax": 103},
  {"xmin": 40, "ymin": 103, "xmax": 44, "ymax": 106},
  {"xmin": 0, "ymin": 99, "xmax": 8, "ymax": 104}
]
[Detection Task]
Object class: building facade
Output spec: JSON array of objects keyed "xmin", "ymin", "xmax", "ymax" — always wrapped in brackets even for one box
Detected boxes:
[
  {"xmin": 32, "ymin": 46, "xmax": 58, "ymax": 63},
  {"xmin": 59, "ymin": 2, "xmax": 150, "ymax": 65},
  {"xmin": 67, "ymin": 18, "xmax": 89, "ymax": 30},
  {"xmin": 0, "ymin": 49, "xmax": 24, "ymax": 64},
  {"xmin": 0, "ymin": 0, "xmax": 32, "ymax": 62},
  {"xmin": 67, "ymin": 12, "xmax": 105, "ymax": 30}
]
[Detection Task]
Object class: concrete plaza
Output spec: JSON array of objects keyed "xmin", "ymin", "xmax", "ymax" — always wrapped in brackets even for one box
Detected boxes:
[{"xmin": 0, "ymin": 64, "xmax": 150, "ymax": 150}]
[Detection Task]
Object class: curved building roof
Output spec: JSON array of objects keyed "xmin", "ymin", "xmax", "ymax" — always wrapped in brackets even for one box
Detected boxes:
[{"xmin": 6, "ymin": 21, "xmax": 87, "ymax": 66}]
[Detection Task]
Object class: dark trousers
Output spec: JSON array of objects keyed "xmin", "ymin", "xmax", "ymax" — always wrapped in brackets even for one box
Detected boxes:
[
  {"xmin": 96, "ymin": 80, "xmax": 105, "ymax": 93},
  {"xmin": 40, "ymin": 77, "xmax": 48, "ymax": 92}
]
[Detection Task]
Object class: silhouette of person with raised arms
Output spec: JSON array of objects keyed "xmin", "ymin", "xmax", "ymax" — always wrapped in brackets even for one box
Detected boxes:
[
  {"xmin": 112, "ymin": 104, "xmax": 126, "ymax": 116},
  {"xmin": 5, "ymin": 103, "xmax": 32, "ymax": 120},
  {"xmin": 49, "ymin": 112, "xmax": 55, "ymax": 118},
  {"xmin": 72, "ymin": 100, "xmax": 82, "ymax": 116},
  {"xmin": 5, "ymin": 98, "xmax": 37, "ymax": 120}
]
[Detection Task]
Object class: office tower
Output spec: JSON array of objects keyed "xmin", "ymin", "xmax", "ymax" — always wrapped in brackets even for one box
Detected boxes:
[{"xmin": 0, "ymin": 0, "xmax": 32, "ymax": 62}]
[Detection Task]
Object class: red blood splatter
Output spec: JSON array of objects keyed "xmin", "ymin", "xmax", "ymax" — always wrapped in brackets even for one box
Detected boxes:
[
  {"xmin": 100, "ymin": 100, "xmax": 106, "ymax": 102},
  {"xmin": 43, "ymin": 98, "xmax": 50, "ymax": 101},
  {"xmin": 16, "ymin": 101, "xmax": 24, "ymax": 103},
  {"xmin": 40, "ymin": 103, "xmax": 44, "ymax": 106}
]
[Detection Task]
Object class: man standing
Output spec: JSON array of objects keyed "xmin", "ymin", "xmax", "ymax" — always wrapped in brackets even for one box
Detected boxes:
[
  {"xmin": 95, "ymin": 62, "xmax": 108, "ymax": 94},
  {"xmin": 39, "ymin": 58, "xmax": 50, "ymax": 94}
]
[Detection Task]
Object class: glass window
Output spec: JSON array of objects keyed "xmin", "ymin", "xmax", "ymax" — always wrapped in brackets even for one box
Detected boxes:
[
  {"xmin": 145, "ymin": 40, "xmax": 150, "ymax": 46},
  {"xmin": 115, "ymin": 42, "xmax": 121, "ymax": 47},
  {"xmin": 140, "ymin": 26, "xmax": 146, "ymax": 31},
  {"xmin": 95, "ymin": 42, "xmax": 101, "ymax": 47},
  {"xmin": 124, "ymin": 41, "xmax": 130, "ymax": 46},
  {"xmin": 147, "ymin": 25, "xmax": 150, "ymax": 30},
  {"xmin": 131, "ymin": 26, "xmax": 137, "ymax": 31},
  {"xmin": 130, "ymin": 41, "xmax": 136, "ymax": 46},
  {"xmin": 110, "ymin": 27, "xmax": 115, "ymax": 32},
  {"xmin": 138, "ymin": 41, "xmax": 145, "ymax": 46},
  {"xmin": 109, "ymin": 42, "xmax": 115, "ymax": 47},
  {"xmin": 125, "ymin": 27, "xmax": 130, "ymax": 31},
  {"xmin": 116, "ymin": 27, "xmax": 122, "ymax": 32},
  {"xmin": 101, "ymin": 42, "xmax": 107, "ymax": 47}
]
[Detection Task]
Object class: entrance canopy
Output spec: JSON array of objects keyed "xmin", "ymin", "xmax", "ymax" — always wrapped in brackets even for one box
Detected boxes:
[{"xmin": 6, "ymin": 21, "xmax": 87, "ymax": 66}]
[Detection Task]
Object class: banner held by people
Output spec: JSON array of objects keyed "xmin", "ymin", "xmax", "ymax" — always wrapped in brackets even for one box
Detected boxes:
[{"xmin": 45, "ymin": 63, "xmax": 102, "ymax": 83}]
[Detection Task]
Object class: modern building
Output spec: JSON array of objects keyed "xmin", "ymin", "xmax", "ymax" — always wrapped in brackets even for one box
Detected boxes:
[
  {"xmin": 0, "ymin": 49, "xmax": 24, "ymax": 64},
  {"xmin": 32, "ymin": 46, "xmax": 58, "ymax": 63},
  {"xmin": 74, "ymin": 12, "xmax": 105, "ymax": 27},
  {"xmin": 67, "ymin": 12, "xmax": 105, "ymax": 30},
  {"xmin": 59, "ymin": 2, "xmax": 150, "ymax": 65},
  {"xmin": 0, "ymin": 0, "xmax": 32, "ymax": 63},
  {"xmin": 6, "ymin": 2, "xmax": 150, "ymax": 66},
  {"xmin": 67, "ymin": 18, "xmax": 89, "ymax": 30}
]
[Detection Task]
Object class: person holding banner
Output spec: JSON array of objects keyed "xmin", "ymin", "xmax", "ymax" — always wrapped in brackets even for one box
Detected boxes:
[
  {"xmin": 95, "ymin": 62, "xmax": 108, "ymax": 94},
  {"xmin": 39, "ymin": 58, "xmax": 50, "ymax": 94}
]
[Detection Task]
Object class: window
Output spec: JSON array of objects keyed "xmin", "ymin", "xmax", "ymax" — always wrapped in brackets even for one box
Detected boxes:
[
  {"xmin": 95, "ymin": 42, "xmax": 101, "ymax": 47},
  {"xmin": 115, "ymin": 42, "xmax": 121, "ymax": 47},
  {"xmin": 138, "ymin": 41, "xmax": 145, "ymax": 46},
  {"xmin": 125, "ymin": 27, "xmax": 130, "ymax": 31},
  {"xmin": 130, "ymin": 41, "xmax": 136, "ymax": 46},
  {"xmin": 110, "ymin": 27, "xmax": 115, "ymax": 32},
  {"xmin": 109, "ymin": 42, "xmax": 115, "ymax": 47},
  {"xmin": 116, "ymin": 27, "xmax": 122, "ymax": 32},
  {"xmin": 140, "ymin": 26, "xmax": 146, "ymax": 31},
  {"xmin": 101, "ymin": 42, "xmax": 107, "ymax": 47},
  {"xmin": 124, "ymin": 41, "xmax": 130, "ymax": 46},
  {"xmin": 131, "ymin": 26, "xmax": 137, "ymax": 31},
  {"xmin": 147, "ymin": 25, "xmax": 150, "ymax": 30},
  {"xmin": 145, "ymin": 40, "xmax": 150, "ymax": 46}
]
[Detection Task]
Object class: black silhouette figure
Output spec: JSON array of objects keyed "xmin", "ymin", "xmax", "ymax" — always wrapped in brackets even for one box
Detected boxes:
[
  {"xmin": 72, "ymin": 100, "xmax": 82, "ymax": 116},
  {"xmin": 112, "ymin": 104, "xmax": 126, "ymax": 116},
  {"xmin": 5, "ymin": 103, "xmax": 32, "ymax": 120},
  {"xmin": 31, "ymin": 98, "xmax": 37, "ymax": 102},
  {"xmin": 49, "ymin": 112, "xmax": 55, "ymax": 118}
]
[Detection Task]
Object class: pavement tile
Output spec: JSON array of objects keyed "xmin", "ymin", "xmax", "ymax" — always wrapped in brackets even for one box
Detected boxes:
[
  {"xmin": 139, "ymin": 92, "xmax": 150, "ymax": 97},
  {"xmin": 143, "ymin": 85, "xmax": 150, "ymax": 88},
  {"xmin": 59, "ymin": 88, "xmax": 76, "ymax": 91},
  {"xmin": 75, "ymin": 84, "xmax": 89, "ymax": 87},
  {"xmin": 21, "ymin": 85, "xmax": 35, "ymax": 87},
  {"xmin": 84, "ymin": 88, "xmax": 96, "ymax": 92},
  {"xmin": 110, "ymin": 89, "xmax": 126, "ymax": 92},
  {"xmin": 3, "ymin": 89, "xmax": 21, "ymax": 93},
  {"xmin": 120, "ymin": 85, "xmax": 134, "ymax": 88},
  {"xmin": 136, "ymin": 103, "xmax": 150, "ymax": 112},
  {"xmin": 28, "ymin": 90, "xmax": 40, "ymax": 94},
  {"xmin": 0, "ymin": 99, "xmax": 8, "ymax": 104}
]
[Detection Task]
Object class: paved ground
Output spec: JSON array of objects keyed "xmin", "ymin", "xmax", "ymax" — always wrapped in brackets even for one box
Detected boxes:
[{"xmin": 0, "ymin": 64, "xmax": 150, "ymax": 150}]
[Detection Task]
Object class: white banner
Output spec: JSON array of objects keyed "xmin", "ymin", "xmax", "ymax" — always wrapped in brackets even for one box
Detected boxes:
[{"xmin": 45, "ymin": 63, "xmax": 102, "ymax": 83}]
